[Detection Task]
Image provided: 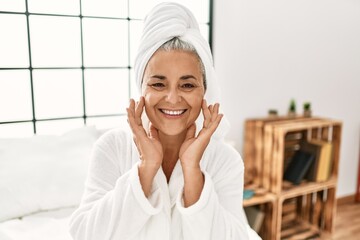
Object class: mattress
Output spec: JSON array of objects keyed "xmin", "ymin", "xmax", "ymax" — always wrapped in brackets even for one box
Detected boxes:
[{"xmin": 0, "ymin": 207, "xmax": 76, "ymax": 240}]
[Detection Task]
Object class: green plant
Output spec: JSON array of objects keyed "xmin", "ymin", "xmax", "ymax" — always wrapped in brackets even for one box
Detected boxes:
[
  {"xmin": 289, "ymin": 99, "xmax": 296, "ymax": 112},
  {"xmin": 303, "ymin": 102, "xmax": 311, "ymax": 111}
]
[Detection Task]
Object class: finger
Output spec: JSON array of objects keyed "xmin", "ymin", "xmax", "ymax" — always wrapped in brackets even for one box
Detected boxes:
[
  {"xmin": 127, "ymin": 99, "xmax": 137, "ymax": 127},
  {"xmin": 213, "ymin": 113, "xmax": 223, "ymax": 128},
  {"xmin": 126, "ymin": 107, "xmax": 139, "ymax": 132},
  {"xmin": 126, "ymin": 100, "xmax": 135, "ymax": 126},
  {"xmin": 149, "ymin": 123, "xmax": 160, "ymax": 141},
  {"xmin": 209, "ymin": 113, "xmax": 223, "ymax": 131},
  {"xmin": 185, "ymin": 123, "xmax": 196, "ymax": 141},
  {"xmin": 135, "ymin": 97, "xmax": 145, "ymax": 125},
  {"xmin": 127, "ymin": 104, "xmax": 147, "ymax": 138},
  {"xmin": 208, "ymin": 104, "xmax": 214, "ymax": 113},
  {"xmin": 202, "ymin": 100, "xmax": 211, "ymax": 128},
  {"xmin": 214, "ymin": 103, "xmax": 220, "ymax": 114},
  {"xmin": 211, "ymin": 103, "xmax": 220, "ymax": 122},
  {"xmin": 128, "ymin": 99, "xmax": 136, "ymax": 115}
]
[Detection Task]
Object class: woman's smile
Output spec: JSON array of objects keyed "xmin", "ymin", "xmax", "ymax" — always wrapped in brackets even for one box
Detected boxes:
[{"xmin": 159, "ymin": 108, "xmax": 187, "ymax": 118}]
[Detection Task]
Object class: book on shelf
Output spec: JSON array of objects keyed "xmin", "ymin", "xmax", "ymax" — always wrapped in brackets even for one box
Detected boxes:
[
  {"xmin": 244, "ymin": 206, "xmax": 265, "ymax": 233},
  {"xmin": 301, "ymin": 140, "xmax": 333, "ymax": 182},
  {"xmin": 283, "ymin": 150, "xmax": 315, "ymax": 185},
  {"xmin": 301, "ymin": 141, "xmax": 321, "ymax": 181}
]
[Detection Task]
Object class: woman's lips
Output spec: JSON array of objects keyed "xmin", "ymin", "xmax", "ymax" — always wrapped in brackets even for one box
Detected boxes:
[{"xmin": 159, "ymin": 109, "xmax": 187, "ymax": 118}]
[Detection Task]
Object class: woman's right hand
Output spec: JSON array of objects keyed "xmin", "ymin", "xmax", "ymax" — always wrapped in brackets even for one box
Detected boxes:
[
  {"xmin": 127, "ymin": 97, "xmax": 163, "ymax": 168},
  {"xmin": 127, "ymin": 97, "xmax": 163, "ymax": 196}
]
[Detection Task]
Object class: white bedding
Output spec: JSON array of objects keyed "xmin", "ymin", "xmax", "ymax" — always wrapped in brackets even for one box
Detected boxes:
[
  {"xmin": 0, "ymin": 126, "xmax": 259, "ymax": 239},
  {"xmin": 0, "ymin": 126, "xmax": 101, "ymax": 240},
  {"xmin": 0, "ymin": 207, "xmax": 75, "ymax": 240}
]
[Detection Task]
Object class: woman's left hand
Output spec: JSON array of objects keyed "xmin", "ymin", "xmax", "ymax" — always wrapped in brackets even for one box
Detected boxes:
[{"xmin": 179, "ymin": 99, "xmax": 223, "ymax": 170}]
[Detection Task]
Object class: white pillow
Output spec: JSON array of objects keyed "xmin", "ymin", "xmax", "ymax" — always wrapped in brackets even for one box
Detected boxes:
[{"xmin": 0, "ymin": 126, "xmax": 99, "ymax": 222}]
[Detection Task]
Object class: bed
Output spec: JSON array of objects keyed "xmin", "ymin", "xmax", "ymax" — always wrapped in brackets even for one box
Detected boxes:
[
  {"xmin": 0, "ymin": 126, "xmax": 260, "ymax": 240},
  {"xmin": 0, "ymin": 126, "xmax": 101, "ymax": 240}
]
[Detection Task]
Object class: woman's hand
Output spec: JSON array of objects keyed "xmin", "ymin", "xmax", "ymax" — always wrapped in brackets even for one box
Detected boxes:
[
  {"xmin": 179, "ymin": 100, "xmax": 223, "ymax": 169},
  {"xmin": 179, "ymin": 100, "xmax": 223, "ymax": 207},
  {"xmin": 127, "ymin": 97, "xmax": 163, "ymax": 167},
  {"xmin": 127, "ymin": 97, "xmax": 163, "ymax": 197}
]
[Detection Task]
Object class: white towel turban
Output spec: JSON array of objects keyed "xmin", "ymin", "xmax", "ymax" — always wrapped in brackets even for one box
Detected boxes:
[{"xmin": 134, "ymin": 2, "xmax": 230, "ymax": 140}]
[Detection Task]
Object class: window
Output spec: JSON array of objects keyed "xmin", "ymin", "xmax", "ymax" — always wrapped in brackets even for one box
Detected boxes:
[{"xmin": 0, "ymin": 0, "xmax": 213, "ymax": 136}]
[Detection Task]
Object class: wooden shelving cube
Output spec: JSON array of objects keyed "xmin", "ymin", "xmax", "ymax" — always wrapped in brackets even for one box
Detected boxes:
[
  {"xmin": 277, "ymin": 187, "xmax": 336, "ymax": 240},
  {"xmin": 263, "ymin": 118, "xmax": 342, "ymax": 195}
]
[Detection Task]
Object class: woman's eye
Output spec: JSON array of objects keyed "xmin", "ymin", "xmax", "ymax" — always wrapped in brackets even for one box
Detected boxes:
[
  {"xmin": 151, "ymin": 83, "xmax": 165, "ymax": 88},
  {"xmin": 181, "ymin": 83, "xmax": 195, "ymax": 89}
]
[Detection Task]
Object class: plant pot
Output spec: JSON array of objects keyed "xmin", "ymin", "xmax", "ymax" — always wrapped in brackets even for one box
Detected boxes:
[
  {"xmin": 268, "ymin": 110, "xmax": 278, "ymax": 118},
  {"xmin": 288, "ymin": 111, "xmax": 296, "ymax": 118},
  {"xmin": 303, "ymin": 110, "xmax": 312, "ymax": 117}
]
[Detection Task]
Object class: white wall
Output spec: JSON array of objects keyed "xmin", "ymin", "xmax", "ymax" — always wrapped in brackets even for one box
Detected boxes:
[{"xmin": 213, "ymin": 0, "xmax": 360, "ymax": 197}]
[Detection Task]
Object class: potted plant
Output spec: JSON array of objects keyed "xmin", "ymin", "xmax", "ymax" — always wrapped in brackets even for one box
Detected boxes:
[
  {"xmin": 303, "ymin": 102, "xmax": 312, "ymax": 117},
  {"xmin": 288, "ymin": 99, "xmax": 296, "ymax": 117},
  {"xmin": 268, "ymin": 109, "xmax": 278, "ymax": 118}
]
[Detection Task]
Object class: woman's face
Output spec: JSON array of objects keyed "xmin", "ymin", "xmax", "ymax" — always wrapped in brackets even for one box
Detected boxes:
[{"xmin": 142, "ymin": 50, "xmax": 205, "ymax": 136}]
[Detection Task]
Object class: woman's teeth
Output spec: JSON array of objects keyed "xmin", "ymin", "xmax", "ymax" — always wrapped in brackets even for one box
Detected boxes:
[{"xmin": 161, "ymin": 109, "xmax": 186, "ymax": 116}]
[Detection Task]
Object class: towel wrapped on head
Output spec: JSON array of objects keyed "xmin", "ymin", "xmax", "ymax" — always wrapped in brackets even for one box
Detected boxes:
[{"xmin": 134, "ymin": 2, "xmax": 230, "ymax": 140}]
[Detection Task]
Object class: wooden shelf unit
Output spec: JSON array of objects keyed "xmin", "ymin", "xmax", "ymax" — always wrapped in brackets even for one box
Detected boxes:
[{"xmin": 243, "ymin": 116, "xmax": 342, "ymax": 240}]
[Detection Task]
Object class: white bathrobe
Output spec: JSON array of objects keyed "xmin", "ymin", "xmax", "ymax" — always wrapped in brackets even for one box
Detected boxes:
[{"xmin": 69, "ymin": 129, "xmax": 252, "ymax": 240}]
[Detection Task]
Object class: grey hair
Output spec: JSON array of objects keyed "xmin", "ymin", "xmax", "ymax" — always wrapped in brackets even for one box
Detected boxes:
[{"xmin": 157, "ymin": 37, "xmax": 207, "ymax": 90}]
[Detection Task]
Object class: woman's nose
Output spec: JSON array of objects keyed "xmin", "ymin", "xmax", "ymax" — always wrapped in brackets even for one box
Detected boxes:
[{"xmin": 165, "ymin": 88, "xmax": 181, "ymax": 104}]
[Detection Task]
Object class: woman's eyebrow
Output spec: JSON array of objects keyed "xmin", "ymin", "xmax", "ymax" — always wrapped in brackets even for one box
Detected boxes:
[
  {"xmin": 180, "ymin": 75, "xmax": 197, "ymax": 80},
  {"xmin": 150, "ymin": 75, "xmax": 166, "ymax": 80}
]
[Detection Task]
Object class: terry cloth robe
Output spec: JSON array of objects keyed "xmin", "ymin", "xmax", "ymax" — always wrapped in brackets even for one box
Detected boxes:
[{"xmin": 69, "ymin": 128, "xmax": 254, "ymax": 240}]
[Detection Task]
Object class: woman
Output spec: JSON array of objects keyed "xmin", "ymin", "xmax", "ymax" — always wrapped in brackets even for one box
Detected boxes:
[{"xmin": 69, "ymin": 2, "xmax": 258, "ymax": 240}]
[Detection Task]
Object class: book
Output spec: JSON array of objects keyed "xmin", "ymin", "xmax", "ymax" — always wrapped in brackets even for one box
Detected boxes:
[
  {"xmin": 307, "ymin": 139, "xmax": 333, "ymax": 182},
  {"xmin": 283, "ymin": 150, "xmax": 315, "ymax": 185},
  {"xmin": 244, "ymin": 206, "xmax": 265, "ymax": 233},
  {"xmin": 300, "ymin": 141, "xmax": 322, "ymax": 181}
]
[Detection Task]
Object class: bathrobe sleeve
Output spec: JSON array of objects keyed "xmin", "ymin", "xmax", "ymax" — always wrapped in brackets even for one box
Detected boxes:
[
  {"xmin": 176, "ymin": 141, "xmax": 250, "ymax": 240},
  {"xmin": 69, "ymin": 130, "xmax": 163, "ymax": 240}
]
